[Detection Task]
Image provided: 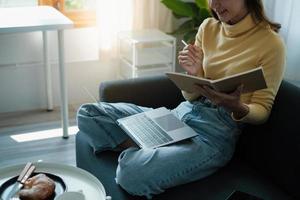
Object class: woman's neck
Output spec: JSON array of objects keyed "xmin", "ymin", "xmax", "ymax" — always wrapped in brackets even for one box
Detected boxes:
[{"xmin": 228, "ymin": 10, "xmax": 249, "ymax": 25}]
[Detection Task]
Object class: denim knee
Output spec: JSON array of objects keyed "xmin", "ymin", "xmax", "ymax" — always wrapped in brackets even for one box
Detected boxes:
[
  {"xmin": 116, "ymin": 164, "xmax": 157, "ymax": 198},
  {"xmin": 76, "ymin": 103, "xmax": 122, "ymax": 152},
  {"xmin": 116, "ymin": 165, "xmax": 143, "ymax": 196},
  {"xmin": 115, "ymin": 149, "xmax": 163, "ymax": 198},
  {"xmin": 77, "ymin": 103, "xmax": 101, "ymax": 118},
  {"xmin": 77, "ymin": 103, "xmax": 93, "ymax": 131},
  {"xmin": 76, "ymin": 103, "xmax": 113, "ymax": 132}
]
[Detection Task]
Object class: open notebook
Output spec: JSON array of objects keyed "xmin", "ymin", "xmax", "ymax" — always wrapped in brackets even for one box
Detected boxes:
[{"xmin": 166, "ymin": 67, "xmax": 267, "ymax": 93}]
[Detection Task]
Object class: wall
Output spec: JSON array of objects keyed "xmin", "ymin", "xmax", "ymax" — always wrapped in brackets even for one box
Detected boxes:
[
  {"xmin": 263, "ymin": 0, "xmax": 300, "ymax": 86},
  {"xmin": 0, "ymin": 28, "xmax": 117, "ymax": 113}
]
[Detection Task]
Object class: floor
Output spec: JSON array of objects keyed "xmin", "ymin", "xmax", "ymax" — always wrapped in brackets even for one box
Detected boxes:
[
  {"xmin": 0, "ymin": 104, "xmax": 78, "ymax": 130},
  {"xmin": 0, "ymin": 105, "xmax": 79, "ymax": 168}
]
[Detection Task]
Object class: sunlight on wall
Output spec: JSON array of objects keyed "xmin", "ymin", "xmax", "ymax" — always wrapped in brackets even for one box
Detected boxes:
[
  {"xmin": 10, "ymin": 126, "xmax": 78, "ymax": 142},
  {"xmin": 97, "ymin": 0, "xmax": 133, "ymax": 51}
]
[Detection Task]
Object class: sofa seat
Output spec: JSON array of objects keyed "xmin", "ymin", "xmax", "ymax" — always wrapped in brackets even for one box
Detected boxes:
[
  {"xmin": 76, "ymin": 132, "xmax": 292, "ymax": 200},
  {"xmin": 76, "ymin": 75, "xmax": 300, "ymax": 200}
]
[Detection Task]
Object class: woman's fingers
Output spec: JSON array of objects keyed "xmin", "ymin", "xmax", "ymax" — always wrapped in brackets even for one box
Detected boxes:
[
  {"xmin": 189, "ymin": 46, "xmax": 203, "ymax": 64},
  {"xmin": 178, "ymin": 55, "xmax": 194, "ymax": 66},
  {"xmin": 188, "ymin": 45, "xmax": 199, "ymax": 55},
  {"xmin": 187, "ymin": 46, "xmax": 199, "ymax": 62},
  {"xmin": 179, "ymin": 60, "xmax": 193, "ymax": 68},
  {"xmin": 178, "ymin": 44, "xmax": 203, "ymax": 75},
  {"xmin": 178, "ymin": 54, "xmax": 196, "ymax": 66},
  {"xmin": 179, "ymin": 45, "xmax": 201, "ymax": 63},
  {"xmin": 181, "ymin": 50, "xmax": 197, "ymax": 63},
  {"xmin": 195, "ymin": 85, "xmax": 211, "ymax": 98},
  {"xmin": 189, "ymin": 45, "xmax": 201, "ymax": 55}
]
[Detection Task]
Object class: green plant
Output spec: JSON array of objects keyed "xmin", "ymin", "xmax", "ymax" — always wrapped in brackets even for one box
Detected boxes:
[
  {"xmin": 161, "ymin": 0, "xmax": 211, "ymax": 43},
  {"xmin": 65, "ymin": 0, "xmax": 84, "ymax": 10}
]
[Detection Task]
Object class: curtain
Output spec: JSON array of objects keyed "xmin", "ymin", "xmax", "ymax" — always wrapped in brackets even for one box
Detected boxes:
[
  {"xmin": 96, "ymin": 0, "xmax": 173, "ymax": 62},
  {"xmin": 96, "ymin": 0, "xmax": 133, "ymax": 61},
  {"xmin": 263, "ymin": 0, "xmax": 300, "ymax": 86},
  {"xmin": 132, "ymin": 0, "xmax": 173, "ymax": 33}
]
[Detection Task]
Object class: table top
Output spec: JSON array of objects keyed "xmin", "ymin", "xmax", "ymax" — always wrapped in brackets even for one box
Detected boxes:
[
  {"xmin": 0, "ymin": 6, "xmax": 73, "ymax": 34},
  {"xmin": 0, "ymin": 162, "xmax": 107, "ymax": 200}
]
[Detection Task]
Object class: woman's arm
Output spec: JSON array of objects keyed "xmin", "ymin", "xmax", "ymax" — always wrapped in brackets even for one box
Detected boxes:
[
  {"xmin": 179, "ymin": 21, "xmax": 207, "ymax": 102},
  {"xmin": 196, "ymin": 84, "xmax": 249, "ymax": 118},
  {"xmin": 197, "ymin": 33, "xmax": 286, "ymax": 124}
]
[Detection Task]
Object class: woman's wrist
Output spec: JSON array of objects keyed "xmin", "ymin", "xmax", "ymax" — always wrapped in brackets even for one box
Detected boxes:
[
  {"xmin": 231, "ymin": 103, "xmax": 249, "ymax": 120},
  {"xmin": 186, "ymin": 66, "xmax": 204, "ymax": 77}
]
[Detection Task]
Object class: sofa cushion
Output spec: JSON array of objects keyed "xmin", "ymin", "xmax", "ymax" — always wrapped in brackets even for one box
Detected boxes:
[
  {"xmin": 99, "ymin": 75, "xmax": 185, "ymax": 109},
  {"xmin": 237, "ymin": 81, "xmax": 300, "ymax": 199},
  {"xmin": 76, "ymin": 132, "xmax": 293, "ymax": 200}
]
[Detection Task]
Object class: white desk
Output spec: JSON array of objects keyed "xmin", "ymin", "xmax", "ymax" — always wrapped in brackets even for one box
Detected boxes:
[{"xmin": 0, "ymin": 6, "xmax": 73, "ymax": 138}]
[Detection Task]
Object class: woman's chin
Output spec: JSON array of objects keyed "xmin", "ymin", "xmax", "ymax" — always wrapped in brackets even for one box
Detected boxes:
[
  {"xmin": 219, "ymin": 17, "xmax": 230, "ymax": 24},
  {"xmin": 217, "ymin": 13, "xmax": 230, "ymax": 23}
]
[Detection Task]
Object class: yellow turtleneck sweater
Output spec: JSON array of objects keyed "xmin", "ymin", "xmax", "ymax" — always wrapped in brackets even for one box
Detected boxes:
[{"xmin": 182, "ymin": 14, "xmax": 286, "ymax": 125}]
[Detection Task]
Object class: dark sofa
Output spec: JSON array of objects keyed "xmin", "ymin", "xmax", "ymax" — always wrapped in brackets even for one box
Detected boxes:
[{"xmin": 76, "ymin": 75, "xmax": 300, "ymax": 200}]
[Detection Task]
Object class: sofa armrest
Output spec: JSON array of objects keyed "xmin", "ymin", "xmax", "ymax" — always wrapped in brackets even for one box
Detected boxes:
[
  {"xmin": 99, "ymin": 75, "xmax": 185, "ymax": 109},
  {"xmin": 237, "ymin": 80, "xmax": 300, "ymax": 199}
]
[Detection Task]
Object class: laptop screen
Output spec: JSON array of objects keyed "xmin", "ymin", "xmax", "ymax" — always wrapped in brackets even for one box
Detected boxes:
[{"xmin": 153, "ymin": 114, "xmax": 185, "ymax": 131}]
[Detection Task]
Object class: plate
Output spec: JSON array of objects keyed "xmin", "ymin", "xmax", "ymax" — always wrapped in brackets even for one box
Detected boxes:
[
  {"xmin": 0, "ymin": 162, "xmax": 107, "ymax": 200},
  {"xmin": 0, "ymin": 172, "xmax": 66, "ymax": 200}
]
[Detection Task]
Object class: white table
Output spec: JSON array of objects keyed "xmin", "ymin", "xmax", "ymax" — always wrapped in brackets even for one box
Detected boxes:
[
  {"xmin": 0, "ymin": 162, "xmax": 109, "ymax": 200},
  {"xmin": 0, "ymin": 6, "xmax": 73, "ymax": 138}
]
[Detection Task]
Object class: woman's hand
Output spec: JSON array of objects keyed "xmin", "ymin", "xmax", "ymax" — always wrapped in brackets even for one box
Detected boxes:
[
  {"xmin": 196, "ymin": 85, "xmax": 249, "ymax": 119},
  {"xmin": 178, "ymin": 44, "xmax": 203, "ymax": 76}
]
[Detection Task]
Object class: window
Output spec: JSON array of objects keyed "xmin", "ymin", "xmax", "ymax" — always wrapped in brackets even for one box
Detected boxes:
[
  {"xmin": 38, "ymin": 0, "xmax": 96, "ymax": 28},
  {"xmin": 0, "ymin": 0, "xmax": 36, "ymax": 7}
]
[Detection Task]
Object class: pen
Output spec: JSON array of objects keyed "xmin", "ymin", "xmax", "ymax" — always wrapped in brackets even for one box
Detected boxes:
[{"xmin": 181, "ymin": 40, "xmax": 188, "ymax": 47}]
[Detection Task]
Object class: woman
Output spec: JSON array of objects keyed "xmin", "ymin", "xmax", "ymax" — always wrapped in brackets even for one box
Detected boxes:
[{"xmin": 77, "ymin": 0, "xmax": 285, "ymax": 198}]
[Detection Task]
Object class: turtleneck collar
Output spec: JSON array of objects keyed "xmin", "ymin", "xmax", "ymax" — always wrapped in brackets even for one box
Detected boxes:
[{"xmin": 221, "ymin": 14, "xmax": 257, "ymax": 37}]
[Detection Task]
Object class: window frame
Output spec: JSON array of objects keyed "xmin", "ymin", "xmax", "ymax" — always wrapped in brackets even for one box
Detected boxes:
[{"xmin": 38, "ymin": 0, "xmax": 96, "ymax": 28}]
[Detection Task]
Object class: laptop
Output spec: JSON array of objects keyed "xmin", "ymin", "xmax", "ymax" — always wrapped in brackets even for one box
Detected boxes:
[
  {"xmin": 82, "ymin": 87, "xmax": 198, "ymax": 149},
  {"xmin": 116, "ymin": 107, "xmax": 198, "ymax": 149}
]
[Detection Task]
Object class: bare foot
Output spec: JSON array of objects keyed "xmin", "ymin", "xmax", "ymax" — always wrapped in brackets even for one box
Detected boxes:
[{"xmin": 117, "ymin": 139, "xmax": 138, "ymax": 150}]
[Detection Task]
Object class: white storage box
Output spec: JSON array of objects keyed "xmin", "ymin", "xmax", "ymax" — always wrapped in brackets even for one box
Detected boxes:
[
  {"xmin": 118, "ymin": 29, "xmax": 176, "ymax": 78},
  {"xmin": 119, "ymin": 58, "xmax": 172, "ymax": 78},
  {"xmin": 120, "ymin": 41, "xmax": 174, "ymax": 66}
]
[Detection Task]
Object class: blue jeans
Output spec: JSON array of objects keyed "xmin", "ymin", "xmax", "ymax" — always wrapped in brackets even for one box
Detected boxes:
[{"xmin": 77, "ymin": 99, "xmax": 243, "ymax": 199}]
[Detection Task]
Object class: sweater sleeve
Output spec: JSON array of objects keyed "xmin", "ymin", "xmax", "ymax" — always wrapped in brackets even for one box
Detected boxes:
[
  {"xmin": 181, "ymin": 19, "xmax": 208, "ymax": 102},
  {"xmin": 232, "ymin": 34, "xmax": 286, "ymax": 124}
]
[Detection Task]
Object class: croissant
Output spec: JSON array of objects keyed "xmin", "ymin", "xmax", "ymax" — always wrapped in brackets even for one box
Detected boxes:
[{"xmin": 19, "ymin": 174, "xmax": 55, "ymax": 200}]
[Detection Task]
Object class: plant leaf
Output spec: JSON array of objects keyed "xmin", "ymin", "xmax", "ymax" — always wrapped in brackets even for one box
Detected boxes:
[
  {"xmin": 161, "ymin": 0, "xmax": 196, "ymax": 17},
  {"xmin": 183, "ymin": 29, "xmax": 198, "ymax": 44},
  {"xmin": 188, "ymin": 2, "xmax": 201, "ymax": 21},
  {"xmin": 173, "ymin": 12, "xmax": 188, "ymax": 19},
  {"xmin": 199, "ymin": 8, "xmax": 211, "ymax": 22},
  {"xmin": 173, "ymin": 20, "xmax": 195, "ymax": 35},
  {"xmin": 195, "ymin": 0, "xmax": 208, "ymax": 9}
]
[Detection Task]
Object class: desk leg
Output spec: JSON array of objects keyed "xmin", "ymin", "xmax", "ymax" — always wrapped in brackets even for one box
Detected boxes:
[
  {"xmin": 43, "ymin": 31, "xmax": 53, "ymax": 111},
  {"xmin": 58, "ymin": 30, "xmax": 69, "ymax": 138}
]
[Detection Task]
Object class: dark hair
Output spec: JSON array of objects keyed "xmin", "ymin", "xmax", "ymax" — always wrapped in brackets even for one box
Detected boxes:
[{"xmin": 210, "ymin": 0, "xmax": 281, "ymax": 32}]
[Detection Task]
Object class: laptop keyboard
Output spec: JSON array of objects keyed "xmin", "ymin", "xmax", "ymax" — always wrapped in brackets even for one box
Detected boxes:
[{"xmin": 123, "ymin": 114, "xmax": 174, "ymax": 147}]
